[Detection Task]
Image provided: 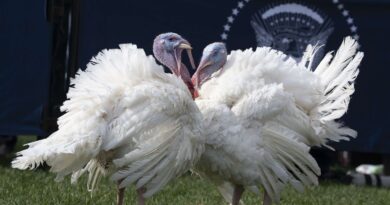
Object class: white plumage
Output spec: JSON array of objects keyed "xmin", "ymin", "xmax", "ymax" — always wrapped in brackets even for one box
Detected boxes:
[
  {"xmin": 11, "ymin": 31, "xmax": 363, "ymax": 205},
  {"xmin": 193, "ymin": 37, "xmax": 363, "ymax": 204},
  {"xmin": 195, "ymin": 99, "xmax": 319, "ymax": 203},
  {"xmin": 12, "ymin": 42, "xmax": 204, "ymax": 200},
  {"xmin": 199, "ymin": 37, "xmax": 362, "ymax": 147}
]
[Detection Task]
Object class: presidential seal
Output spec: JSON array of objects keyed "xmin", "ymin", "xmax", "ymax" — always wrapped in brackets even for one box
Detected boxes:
[
  {"xmin": 250, "ymin": 3, "xmax": 333, "ymax": 59},
  {"xmin": 220, "ymin": 0, "xmax": 360, "ymax": 67}
]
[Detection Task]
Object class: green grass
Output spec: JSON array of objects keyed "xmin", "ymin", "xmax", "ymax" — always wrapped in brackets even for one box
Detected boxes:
[{"xmin": 0, "ymin": 136, "xmax": 389, "ymax": 205}]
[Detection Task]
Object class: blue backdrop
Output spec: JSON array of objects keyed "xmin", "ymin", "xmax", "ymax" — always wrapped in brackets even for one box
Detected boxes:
[
  {"xmin": 0, "ymin": 0, "xmax": 50, "ymax": 136},
  {"xmin": 1, "ymin": 0, "xmax": 389, "ymax": 153}
]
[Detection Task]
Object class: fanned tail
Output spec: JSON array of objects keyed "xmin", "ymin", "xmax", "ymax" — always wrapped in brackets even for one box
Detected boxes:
[
  {"xmin": 312, "ymin": 37, "xmax": 363, "ymax": 143},
  {"xmin": 316, "ymin": 37, "xmax": 363, "ymax": 121}
]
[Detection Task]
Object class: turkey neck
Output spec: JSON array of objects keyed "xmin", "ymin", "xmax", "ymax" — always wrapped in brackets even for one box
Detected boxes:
[{"xmin": 179, "ymin": 63, "xmax": 196, "ymax": 99}]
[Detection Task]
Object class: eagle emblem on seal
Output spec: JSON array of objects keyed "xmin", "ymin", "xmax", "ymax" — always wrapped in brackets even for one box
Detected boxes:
[{"xmin": 251, "ymin": 2, "xmax": 334, "ymax": 65}]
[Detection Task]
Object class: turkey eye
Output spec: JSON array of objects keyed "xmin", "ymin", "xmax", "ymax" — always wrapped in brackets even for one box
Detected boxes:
[{"xmin": 168, "ymin": 37, "xmax": 176, "ymax": 41}]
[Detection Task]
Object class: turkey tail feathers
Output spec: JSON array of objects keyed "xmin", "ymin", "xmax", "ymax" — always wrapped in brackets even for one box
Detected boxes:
[{"xmin": 313, "ymin": 37, "xmax": 363, "ymax": 144}]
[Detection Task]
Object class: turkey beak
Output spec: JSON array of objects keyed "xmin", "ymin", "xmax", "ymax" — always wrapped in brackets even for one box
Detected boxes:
[
  {"xmin": 178, "ymin": 41, "xmax": 196, "ymax": 70},
  {"xmin": 193, "ymin": 58, "xmax": 212, "ymax": 89},
  {"xmin": 197, "ymin": 58, "xmax": 212, "ymax": 72},
  {"xmin": 173, "ymin": 48, "xmax": 182, "ymax": 76}
]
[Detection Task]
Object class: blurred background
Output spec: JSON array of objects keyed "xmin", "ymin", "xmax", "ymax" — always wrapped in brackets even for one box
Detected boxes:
[{"xmin": 1, "ymin": 0, "xmax": 389, "ymax": 185}]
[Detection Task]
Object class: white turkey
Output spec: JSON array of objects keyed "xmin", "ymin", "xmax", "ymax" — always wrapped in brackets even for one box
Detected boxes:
[
  {"xmin": 194, "ymin": 98, "xmax": 320, "ymax": 205},
  {"xmin": 12, "ymin": 32, "xmax": 205, "ymax": 205},
  {"xmin": 192, "ymin": 37, "xmax": 363, "ymax": 205}
]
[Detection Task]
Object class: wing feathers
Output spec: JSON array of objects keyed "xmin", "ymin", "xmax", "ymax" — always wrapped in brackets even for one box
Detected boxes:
[{"xmin": 13, "ymin": 43, "xmax": 204, "ymax": 198}]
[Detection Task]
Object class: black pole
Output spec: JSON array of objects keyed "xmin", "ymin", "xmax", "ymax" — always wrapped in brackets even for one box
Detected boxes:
[
  {"xmin": 68, "ymin": 0, "xmax": 80, "ymax": 82},
  {"xmin": 42, "ymin": 0, "xmax": 80, "ymax": 137}
]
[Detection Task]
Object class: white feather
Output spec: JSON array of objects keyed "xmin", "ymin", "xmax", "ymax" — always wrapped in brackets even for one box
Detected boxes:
[
  {"xmin": 12, "ymin": 43, "xmax": 204, "ymax": 197},
  {"xmin": 194, "ymin": 99, "xmax": 319, "ymax": 203},
  {"xmin": 195, "ymin": 36, "xmax": 362, "ymax": 203},
  {"xmin": 199, "ymin": 37, "xmax": 363, "ymax": 147}
]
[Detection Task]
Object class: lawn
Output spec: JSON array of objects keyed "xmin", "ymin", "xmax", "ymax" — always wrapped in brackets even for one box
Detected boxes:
[{"xmin": 0, "ymin": 136, "xmax": 389, "ymax": 205}]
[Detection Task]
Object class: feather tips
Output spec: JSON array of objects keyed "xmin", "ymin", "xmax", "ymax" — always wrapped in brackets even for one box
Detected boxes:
[
  {"xmin": 195, "ymin": 100, "xmax": 319, "ymax": 203},
  {"xmin": 195, "ymin": 36, "xmax": 362, "ymax": 204},
  {"xmin": 12, "ymin": 43, "xmax": 204, "ymax": 197}
]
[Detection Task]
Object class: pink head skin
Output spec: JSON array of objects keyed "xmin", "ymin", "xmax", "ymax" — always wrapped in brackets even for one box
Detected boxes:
[
  {"xmin": 153, "ymin": 33, "xmax": 196, "ymax": 97},
  {"xmin": 192, "ymin": 42, "xmax": 227, "ymax": 98}
]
